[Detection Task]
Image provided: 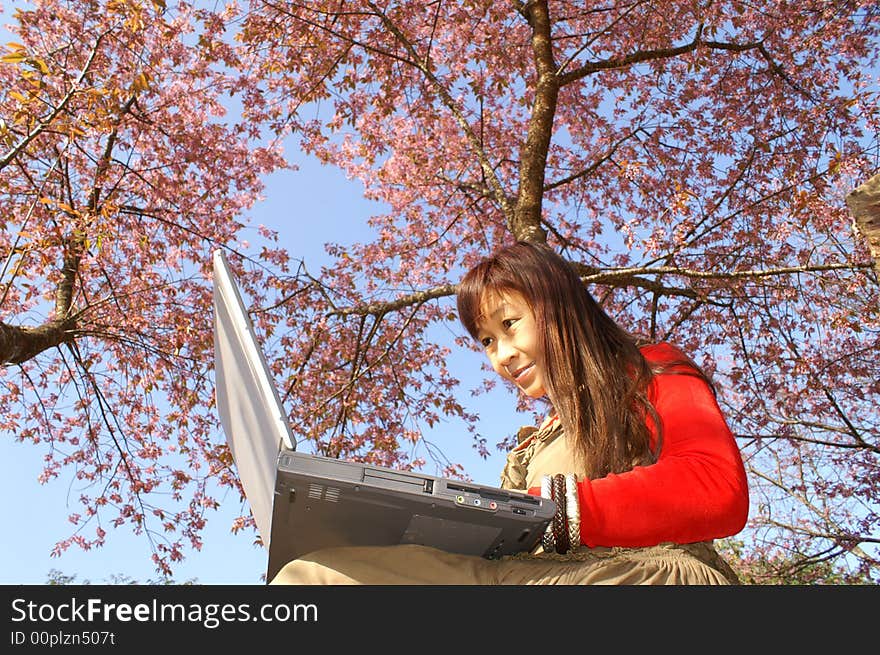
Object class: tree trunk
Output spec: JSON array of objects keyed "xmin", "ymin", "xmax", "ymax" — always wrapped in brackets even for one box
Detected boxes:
[{"xmin": 846, "ymin": 172, "xmax": 880, "ymax": 276}]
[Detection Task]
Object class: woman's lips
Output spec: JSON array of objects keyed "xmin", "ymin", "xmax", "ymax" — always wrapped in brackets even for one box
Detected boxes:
[{"xmin": 511, "ymin": 362, "xmax": 535, "ymax": 381}]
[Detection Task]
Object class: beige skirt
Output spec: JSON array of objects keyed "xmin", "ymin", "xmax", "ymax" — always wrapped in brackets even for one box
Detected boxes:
[{"xmin": 269, "ymin": 541, "xmax": 738, "ymax": 585}]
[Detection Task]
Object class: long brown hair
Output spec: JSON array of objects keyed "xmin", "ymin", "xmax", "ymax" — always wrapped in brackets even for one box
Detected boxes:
[{"xmin": 457, "ymin": 241, "xmax": 664, "ymax": 480}]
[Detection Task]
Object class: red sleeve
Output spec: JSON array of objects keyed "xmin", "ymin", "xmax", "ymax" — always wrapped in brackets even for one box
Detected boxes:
[{"xmin": 533, "ymin": 344, "xmax": 750, "ymax": 547}]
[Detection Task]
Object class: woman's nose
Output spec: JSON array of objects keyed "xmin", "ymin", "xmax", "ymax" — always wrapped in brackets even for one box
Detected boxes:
[{"xmin": 495, "ymin": 336, "xmax": 516, "ymax": 363}]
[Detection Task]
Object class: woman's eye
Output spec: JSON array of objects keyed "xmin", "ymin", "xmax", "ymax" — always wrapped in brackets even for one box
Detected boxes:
[
  {"xmin": 480, "ymin": 337, "xmax": 493, "ymax": 348},
  {"xmin": 502, "ymin": 318, "xmax": 517, "ymax": 329}
]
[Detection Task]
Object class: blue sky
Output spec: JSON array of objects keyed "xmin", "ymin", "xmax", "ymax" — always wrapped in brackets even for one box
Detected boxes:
[{"xmin": 0, "ymin": 141, "xmax": 525, "ymax": 584}]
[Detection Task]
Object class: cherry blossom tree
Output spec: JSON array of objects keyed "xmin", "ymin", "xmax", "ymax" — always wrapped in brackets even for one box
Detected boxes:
[
  {"xmin": 232, "ymin": 0, "xmax": 880, "ymax": 583},
  {"xmin": 2, "ymin": 0, "xmax": 878, "ymax": 582},
  {"xmin": 0, "ymin": 0, "xmax": 287, "ymax": 572}
]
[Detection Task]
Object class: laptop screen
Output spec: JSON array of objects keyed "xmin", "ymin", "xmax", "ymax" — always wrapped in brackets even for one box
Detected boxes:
[{"xmin": 212, "ymin": 249, "xmax": 295, "ymax": 548}]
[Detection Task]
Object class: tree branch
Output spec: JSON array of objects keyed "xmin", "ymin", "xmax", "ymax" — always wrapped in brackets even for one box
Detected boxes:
[
  {"xmin": 0, "ymin": 31, "xmax": 107, "ymax": 170},
  {"xmin": 328, "ymin": 284, "xmax": 456, "ymax": 318},
  {"xmin": 543, "ymin": 127, "xmax": 642, "ymax": 191},
  {"xmin": 368, "ymin": 2, "xmax": 517, "ymax": 220},
  {"xmin": 0, "ymin": 319, "xmax": 77, "ymax": 364},
  {"xmin": 558, "ymin": 23, "xmax": 705, "ymax": 86},
  {"xmin": 325, "ymin": 260, "xmax": 869, "ymax": 320}
]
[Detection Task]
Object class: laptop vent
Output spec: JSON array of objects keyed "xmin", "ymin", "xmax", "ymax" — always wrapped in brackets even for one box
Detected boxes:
[{"xmin": 308, "ymin": 484, "xmax": 341, "ymax": 502}]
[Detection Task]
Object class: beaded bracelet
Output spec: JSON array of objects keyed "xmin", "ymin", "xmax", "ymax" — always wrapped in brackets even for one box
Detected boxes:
[
  {"xmin": 552, "ymin": 473, "xmax": 570, "ymax": 554},
  {"xmin": 539, "ymin": 472, "xmax": 580, "ymax": 555}
]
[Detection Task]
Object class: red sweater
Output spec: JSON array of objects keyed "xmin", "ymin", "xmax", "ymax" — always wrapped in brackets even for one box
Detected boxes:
[{"xmin": 530, "ymin": 342, "xmax": 749, "ymax": 547}]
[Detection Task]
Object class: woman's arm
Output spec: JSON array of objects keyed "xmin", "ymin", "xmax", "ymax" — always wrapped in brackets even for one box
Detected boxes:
[{"xmin": 531, "ymin": 361, "xmax": 750, "ymax": 547}]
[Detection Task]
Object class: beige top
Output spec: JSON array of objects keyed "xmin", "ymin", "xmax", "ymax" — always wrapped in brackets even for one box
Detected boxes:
[{"xmin": 499, "ymin": 416, "xmax": 577, "ymax": 491}]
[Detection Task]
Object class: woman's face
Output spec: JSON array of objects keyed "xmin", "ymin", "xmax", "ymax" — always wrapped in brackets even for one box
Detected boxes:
[{"xmin": 475, "ymin": 290, "xmax": 547, "ymax": 399}]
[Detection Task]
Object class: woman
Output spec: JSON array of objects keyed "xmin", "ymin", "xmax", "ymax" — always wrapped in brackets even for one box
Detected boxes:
[{"xmin": 270, "ymin": 241, "xmax": 749, "ymax": 584}]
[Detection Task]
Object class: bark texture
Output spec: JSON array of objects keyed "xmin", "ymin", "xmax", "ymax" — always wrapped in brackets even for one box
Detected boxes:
[{"xmin": 846, "ymin": 172, "xmax": 880, "ymax": 275}]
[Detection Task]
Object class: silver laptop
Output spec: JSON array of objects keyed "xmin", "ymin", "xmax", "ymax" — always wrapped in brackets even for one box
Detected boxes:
[{"xmin": 212, "ymin": 249, "xmax": 556, "ymax": 582}]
